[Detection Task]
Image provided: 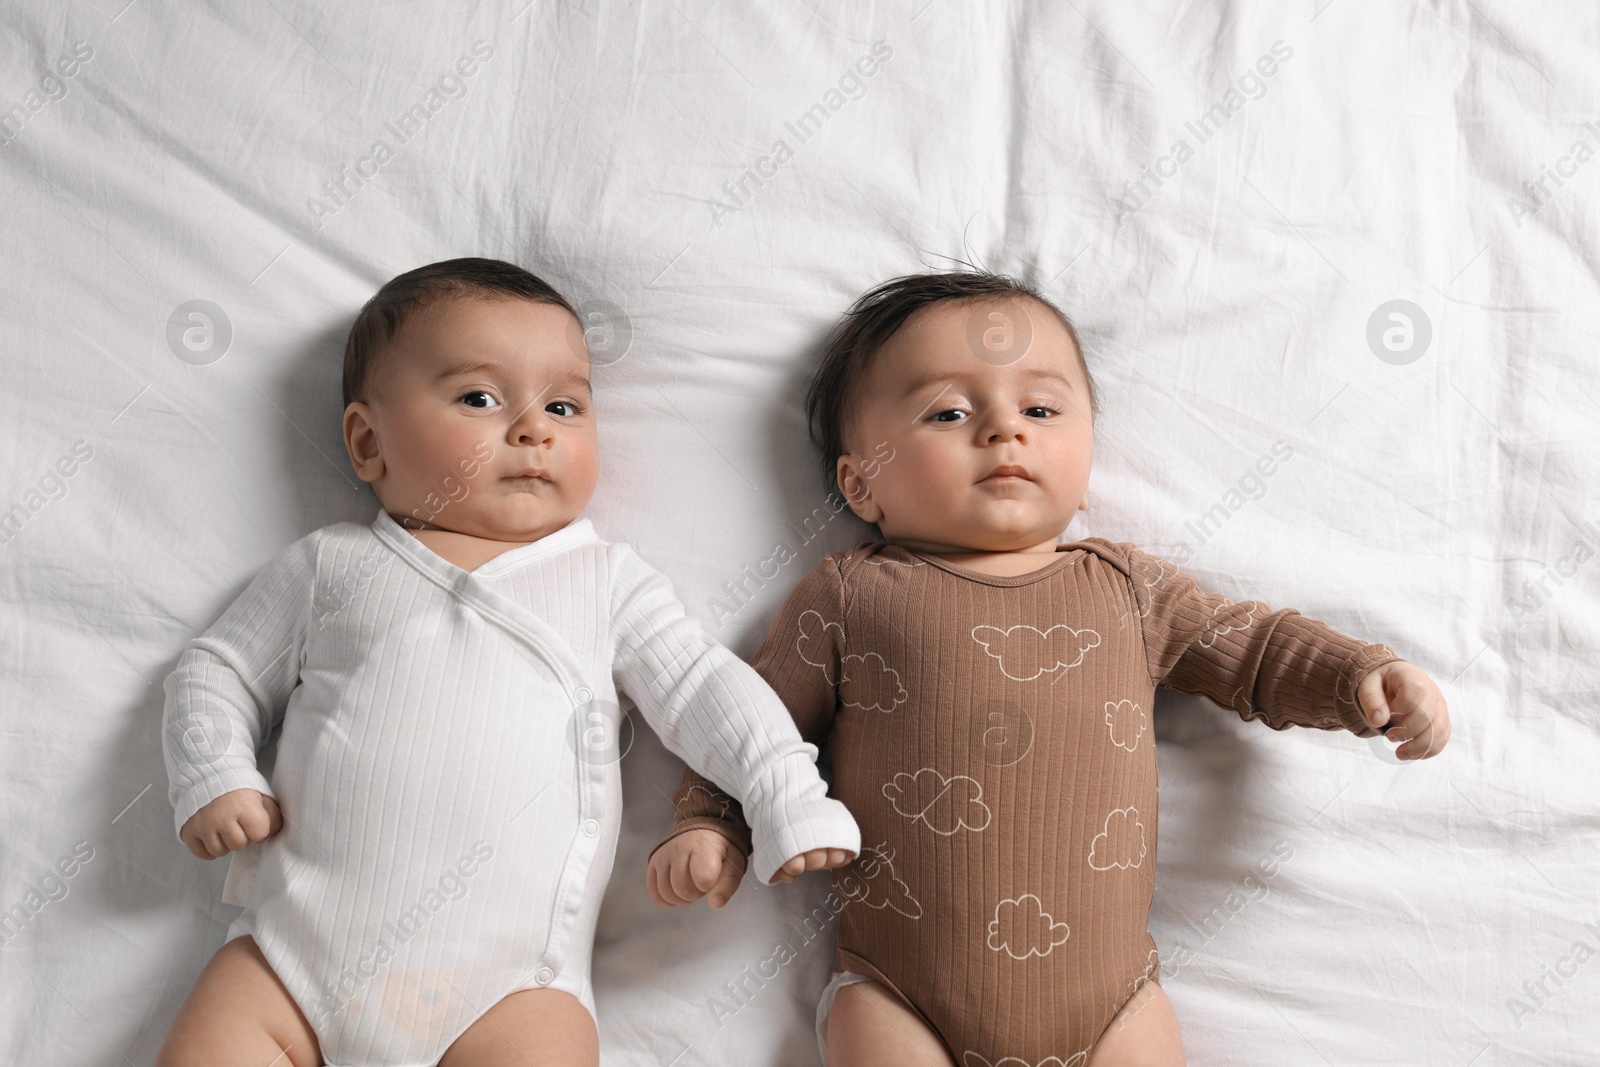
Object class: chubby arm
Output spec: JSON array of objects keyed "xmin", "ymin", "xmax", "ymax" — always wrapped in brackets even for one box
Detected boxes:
[
  {"xmin": 612, "ymin": 547, "xmax": 859, "ymax": 886},
  {"xmin": 652, "ymin": 558, "xmax": 848, "ymax": 842},
  {"xmin": 647, "ymin": 556, "xmax": 856, "ymax": 905},
  {"xmin": 1118, "ymin": 541, "xmax": 1428, "ymax": 738},
  {"xmin": 162, "ymin": 530, "xmax": 319, "ymax": 851}
]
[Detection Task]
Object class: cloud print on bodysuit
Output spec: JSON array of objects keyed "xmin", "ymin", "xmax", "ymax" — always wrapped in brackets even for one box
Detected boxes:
[
  {"xmin": 1198, "ymin": 600, "xmax": 1263, "ymax": 648},
  {"xmin": 963, "ymin": 1050, "xmax": 1087, "ymax": 1067},
  {"xmin": 1104, "ymin": 699, "xmax": 1146, "ymax": 751},
  {"xmin": 1130, "ymin": 556, "xmax": 1178, "ymax": 619},
  {"xmin": 862, "ymin": 553, "xmax": 923, "ymax": 567},
  {"xmin": 840, "ymin": 651, "xmax": 907, "ymax": 712},
  {"xmin": 674, "ymin": 783, "xmax": 731, "ymax": 821},
  {"xmin": 795, "ymin": 608, "xmax": 845, "ymax": 683},
  {"xmin": 883, "ymin": 768, "xmax": 992, "ymax": 834},
  {"xmin": 986, "ymin": 893, "xmax": 1070, "ymax": 959},
  {"xmin": 1088, "ymin": 807, "xmax": 1147, "ymax": 870},
  {"xmin": 795, "ymin": 609, "xmax": 907, "ymax": 710},
  {"xmin": 971, "ymin": 624, "xmax": 1101, "ymax": 681},
  {"xmin": 836, "ymin": 843, "xmax": 922, "ymax": 919}
]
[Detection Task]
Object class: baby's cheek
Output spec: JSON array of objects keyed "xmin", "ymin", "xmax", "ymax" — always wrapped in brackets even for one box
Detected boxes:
[
  {"xmin": 896, "ymin": 444, "xmax": 963, "ymax": 495},
  {"xmin": 565, "ymin": 431, "xmax": 603, "ymax": 497},
  {"xmin": 876, "ymin": 447, "xmax": 957, "ymax": 520},
  {"xmin": 416, "ymin": 429, "xmax": 481, "ymax": 483}
]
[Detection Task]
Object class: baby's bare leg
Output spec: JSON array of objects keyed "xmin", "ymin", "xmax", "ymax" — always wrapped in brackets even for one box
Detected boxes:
[
  {"xmin": 1087, "ymin": 981, "xmax": 1186, "ymax": 1067},
  {"xmin": 155, "ymin": 935, "xmax": 321, "ymax": 1067},
  {"xmin": 826, "ymin": 979, "xmax": 956, "ymax": 1067},
  {"xmin": 438, "ymin": 987, "xmax": 598, "ymax": 1067}
]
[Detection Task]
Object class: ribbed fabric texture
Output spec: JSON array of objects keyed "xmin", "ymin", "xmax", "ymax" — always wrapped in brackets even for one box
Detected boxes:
[
  {"xmin": 661, "ymin": 537, "xmax": 1401, "ymax": 1064},
  {"xmin": 161, "ymin": 508, "xmax": 858, "ymax": 1067}
]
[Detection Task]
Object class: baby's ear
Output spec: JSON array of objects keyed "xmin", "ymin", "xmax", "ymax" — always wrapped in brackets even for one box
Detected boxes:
[
  {"xmin": 836, "ymin": 455, "xmax": 883, "ymax": 524},
  {"xmin": 342, "ymin": 402, "xmax": 385, "ymax": 484}
]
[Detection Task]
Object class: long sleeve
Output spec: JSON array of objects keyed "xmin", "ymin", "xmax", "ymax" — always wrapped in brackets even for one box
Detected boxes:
[
  {"xmin": 653, "ymin": 555, "xmax": 848, "ymax": 864},
  {"xmin": 162, "ymin": 529, "xmax": 320, "ymax": 838},
  {"xmin": 1116, "ymin": 540, "xmax": 1402, "ymax": 735},
  {"xmin": 611, "ymin": 546, "xmax": 858, "ymax": 884}
]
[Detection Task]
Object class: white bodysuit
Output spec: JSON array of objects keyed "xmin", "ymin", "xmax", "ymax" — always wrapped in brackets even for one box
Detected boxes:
[{"xmin": 162, "ymin": 508, "xmax": 860, "ymax": 1067}]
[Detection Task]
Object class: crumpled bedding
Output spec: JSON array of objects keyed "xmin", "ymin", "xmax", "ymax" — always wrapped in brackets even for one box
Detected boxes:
[{"xmin": 1, "ymin": 2, "xmax": 1595, "ymax": 1064}]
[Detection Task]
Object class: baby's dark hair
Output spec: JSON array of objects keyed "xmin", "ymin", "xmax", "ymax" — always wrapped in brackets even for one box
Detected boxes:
[
  {"xmin": 342, "ymin": 257, "xmax": 578, "ymax": 408},
  {"xmin": 804, "ymin": 270, "xmax": 1099, "ymax": 494}
]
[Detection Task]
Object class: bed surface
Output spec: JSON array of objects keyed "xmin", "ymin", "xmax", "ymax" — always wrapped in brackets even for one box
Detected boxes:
[{"xmin": 2, "ymin": 2, "xmax": 1596, "ymax": 1064}]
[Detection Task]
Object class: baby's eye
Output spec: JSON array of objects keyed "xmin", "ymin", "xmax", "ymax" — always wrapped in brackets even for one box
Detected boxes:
[
  {"xmin": 930, "ymin": 409, "xmax": 968, "ymax": 423},
  {"xmin": 546, "ymin": 400, "xmax": 583, "ymax": 418},
  {"xmin": 460, "ymin": 390, "xmax": 499, "ymax": 411},
  {"xmin": 1023, "ymin": 405, "xmax": 1059, "ymax": 418}
]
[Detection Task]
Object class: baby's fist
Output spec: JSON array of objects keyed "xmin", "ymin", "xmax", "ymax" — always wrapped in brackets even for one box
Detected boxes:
[
  {"xmin": 770, "ymin": 847, "xmax": 856, "ymax": 885},
  {"xmin": 178, "ymin": 788, "xmax": 282, "ymax": 860},
  {"xmin": 647, "ymin": 828, "xmax": 747, "ymax": 909},
  {"xmin": 1357, "ymin": 659, "xmax": 1451, "ymax": 760}
]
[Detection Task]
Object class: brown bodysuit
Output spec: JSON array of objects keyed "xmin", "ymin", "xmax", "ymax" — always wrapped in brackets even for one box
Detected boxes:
[{"xmin": 654, "ymin": 538, "xmax": 1401, "ymax": 1066}]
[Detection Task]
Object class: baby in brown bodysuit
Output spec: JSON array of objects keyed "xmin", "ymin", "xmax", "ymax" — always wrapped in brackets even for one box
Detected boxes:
[{"xmin": 645, "ymin": 272, "xmax": 1452, "ymax": 1067}]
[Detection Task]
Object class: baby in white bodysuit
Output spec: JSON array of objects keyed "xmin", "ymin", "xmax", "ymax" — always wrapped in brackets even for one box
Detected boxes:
[{"xmin": 156, "ymin": 257, "xmax": 860, "ymax": 1067}]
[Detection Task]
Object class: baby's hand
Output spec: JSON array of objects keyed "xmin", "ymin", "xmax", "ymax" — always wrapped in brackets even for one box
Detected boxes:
[
  {"xmin": 1357, "ymin": 659, "xmax": 1451, "ymax": 760},
  {"xmin": 647, "ymin": 828, "xmax": 748, "ymax": 909},
  {"xmin": 769, "ymin": 847, "xmax": 856, "ymax": 885},
  {"xmin": 178, "ymin": 788, "xmax": 283, "ymax": 860}
]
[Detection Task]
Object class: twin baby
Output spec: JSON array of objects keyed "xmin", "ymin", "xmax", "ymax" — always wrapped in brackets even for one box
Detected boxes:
[{"xmin": 157, "ymin": 258, "xmax": 1450, "ymax": 1067}]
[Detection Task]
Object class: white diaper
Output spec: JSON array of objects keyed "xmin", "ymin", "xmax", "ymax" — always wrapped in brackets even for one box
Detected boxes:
[{"xmin": 814, "ymin": 969, "xmax": 874, "ymax": 1065}]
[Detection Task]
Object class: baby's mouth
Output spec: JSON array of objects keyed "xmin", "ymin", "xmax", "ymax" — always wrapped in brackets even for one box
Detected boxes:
[{"xmin": 979, "ymin": 464, "xmax": 1032, "ymax": 484}]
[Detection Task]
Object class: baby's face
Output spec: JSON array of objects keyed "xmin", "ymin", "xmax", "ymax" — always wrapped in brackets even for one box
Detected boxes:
[
  {"xmin": 837, "ymin": 297, "xmax": 1093, "ymax": 553},
  {"xmin": 344, "ymin": 295, "xmax": 599, "ymax": 543}
]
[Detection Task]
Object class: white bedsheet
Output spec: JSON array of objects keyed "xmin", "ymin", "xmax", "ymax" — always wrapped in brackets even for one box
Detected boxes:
[{"xmin": 2, "ymin": 2, "xmax": 1596, "ymax": 1065}]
